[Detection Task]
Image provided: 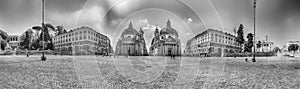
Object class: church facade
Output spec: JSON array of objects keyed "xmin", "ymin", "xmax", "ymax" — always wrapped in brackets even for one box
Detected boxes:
[
  {"xmin": 115, "ymin": 22, "xmax": 148, "ymax": 56},
  {"xmin": 149, "ymin": 20, "xmax": 181, "ymax": 56}
]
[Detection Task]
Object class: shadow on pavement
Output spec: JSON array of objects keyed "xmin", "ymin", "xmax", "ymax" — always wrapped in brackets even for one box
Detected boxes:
[{"xmin": 0, "ymin": 59, "xmax": 42, "ymax": 64}]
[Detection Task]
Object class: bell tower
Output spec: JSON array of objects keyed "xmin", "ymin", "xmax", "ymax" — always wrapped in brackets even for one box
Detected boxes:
[
  {"xmin": 129, "ymin": 21, "xmax": 133, "ymax": 28},
  {"xmin": 139, "ymin": 27, "xmax": 144, "ymax": 36},
  {"xmin": 154, "ymin": 26, "xmax": 159, "ymax": 37},
  {"xmin": 167, "ymin": 19, "xmax": 171, "ymax": 27}
]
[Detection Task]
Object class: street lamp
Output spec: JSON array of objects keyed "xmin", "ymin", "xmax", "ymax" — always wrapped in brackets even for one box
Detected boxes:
[
  {"xmin": 0, "ymin": 41, "xmax": 1, "ymax": 52},
  {"xmin": 41, "ymin": 0, "xmax": 47, "ymax": 61},
  {"xmin": 252, "ymin": 0, "xmax": 257, "ymax": 62},
  {"xmin": 0, "ymin": 38, "xmax": 1, "ymax": 51}
]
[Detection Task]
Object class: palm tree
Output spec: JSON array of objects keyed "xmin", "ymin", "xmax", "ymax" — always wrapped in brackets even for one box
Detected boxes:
[{"xmin": 32, "ymin": 23, "xmax": 55, "ymax": 50}]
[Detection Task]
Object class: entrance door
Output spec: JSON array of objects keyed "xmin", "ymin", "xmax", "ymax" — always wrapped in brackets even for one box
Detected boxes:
[
  {"xmin": 168, "ymin": 48, "xmax": 172, "ymax": 56},
  {"xmin": 128, "ymin": 49, "xmax": 130, "ymax": 56},
  {"xmin": 218, "ymin": 48, "xmax": 222, "ymax": 57}
]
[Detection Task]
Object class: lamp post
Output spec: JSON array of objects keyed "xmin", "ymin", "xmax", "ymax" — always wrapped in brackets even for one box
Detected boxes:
[
  {"xmin": 41, "ymin": 0, "xmax": 47, "ymax": 61},
  {"xmin": 252, "ymin": 0, "xmax": 257, "ymax": 62},
  {"xmin": 0, "ymin": 37, "xmax": 1, "ymax": 51}
]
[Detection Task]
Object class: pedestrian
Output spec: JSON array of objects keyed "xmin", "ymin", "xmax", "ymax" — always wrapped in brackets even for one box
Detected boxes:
[
  {"xmin": 26, "ymin": 49, "xmax": 29, "ymax": 57},
  {"xmin": 245, "ymin": 58, "xmax": 248, "ymax": 62}
]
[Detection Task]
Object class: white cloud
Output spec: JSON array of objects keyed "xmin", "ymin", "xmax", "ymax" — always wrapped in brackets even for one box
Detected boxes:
[
  {"xmin": 138, "ymin": 19, "xmax": 149, "ymax": 24},
  {"xmin": 74, "ymin": 5, "xmax": 105, "ymax": 28},
  {"xmin": 112, "ymin": 0, "xmax": 142, "ymax": 15},
  {"xmin": 142, "ymin": 24, "xmax": 161, "ymax": 32},
  {"xmin": 187, "ymin": 18, "xmax": 193, "ymax": 22}
]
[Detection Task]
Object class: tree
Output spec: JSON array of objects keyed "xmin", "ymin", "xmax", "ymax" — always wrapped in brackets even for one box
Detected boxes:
[
  {"xmin": 32, "ymin": 23, "xmax": 55, "ymax": 50},
  {"xmin": 0, "ymin": 30, "xmax": 8, "ymax": 50},
  {"xmin": 236, "ymin": 24, "xmax": 245, "ymax": 45},
  {"xmin": 19, "ymin": 29, "xmax": 34, "ymax": 50},
  {"xmin": 244, "ymin": 33, "xmax": 254, "ymax": 53},
  {"xmin": 0, "ymin": 40, "xmax": 7, "ymax": 50},
  {"xmin": 0, "ymin": 30, "xmax": 8, "ymax": 40},
  {"xmin": 273, "ymin": 47, "xmax": 281, "ymax": 53},
  {"xmin": 288, "ymin": 44, "xmax": 299, "ymax": 57},
  {"xmin": 256, "ymin": 41, "xmax": 262, "ymax": 52},
  {"xmin": 55, "ymin": 25, "xmax": 67, "ymax": 36}
]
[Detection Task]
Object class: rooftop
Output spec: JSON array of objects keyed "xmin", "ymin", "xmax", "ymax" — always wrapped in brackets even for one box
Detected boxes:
[
  {"xmin": 55, "ymin": 26, "xmax": 109, "ymax": 39},
  {"xmin": 193, "ymin": 29, "xmax": 236, "ymax": 39}
]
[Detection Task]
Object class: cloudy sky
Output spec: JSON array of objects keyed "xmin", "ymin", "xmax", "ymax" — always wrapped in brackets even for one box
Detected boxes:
[{"xmin": 0, "ymin": 0, "xmax": 300, "ymax": 49}]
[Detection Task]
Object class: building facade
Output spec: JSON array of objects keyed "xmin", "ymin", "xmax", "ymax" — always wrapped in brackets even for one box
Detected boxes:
[
  {"xmin": 149, "ymin": 20, "xmax": 181, "ymax": 56},
  {"xmin": 52, "ymin": 26, "xmax": 112, "ymax": 55},
  {"xmin": 256, "ymin": 40, "xmax": 274, "ymax": 52},
  {"xmin": 184, "ymin": 29, "xmax": 242, "ymax": 57},
  {"xmin": 115, "ymin": 22, "xmax": 148, "ymax": 56},
  {"xmin": 6, "ymin": 35, "xmax": 20, "ymax": 51}
]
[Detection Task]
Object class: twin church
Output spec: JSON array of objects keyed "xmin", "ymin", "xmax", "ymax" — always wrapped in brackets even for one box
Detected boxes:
[{"xmin": 115, "ymin": 20, "xmax": 181, "ymax": 56}]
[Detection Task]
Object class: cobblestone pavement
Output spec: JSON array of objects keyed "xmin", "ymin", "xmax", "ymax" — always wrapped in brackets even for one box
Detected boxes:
[{"xmin": 0, "ymin": 55, "xmax": 300, "ymax": 89}]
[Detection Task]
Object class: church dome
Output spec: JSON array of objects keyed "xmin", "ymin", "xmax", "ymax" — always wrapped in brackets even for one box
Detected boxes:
[
  {"xmin": 160, "ymin": 20, "xmax": 179, "ymax": 37},
  {"xmin": 121, "ymin": 22, "xmax": 139, "ymax": 37}
]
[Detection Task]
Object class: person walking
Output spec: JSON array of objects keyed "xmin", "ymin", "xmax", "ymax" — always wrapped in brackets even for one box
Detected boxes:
[{"xmin": 26, "ymin": 49, "xmax": 29, "ymax": 57}]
